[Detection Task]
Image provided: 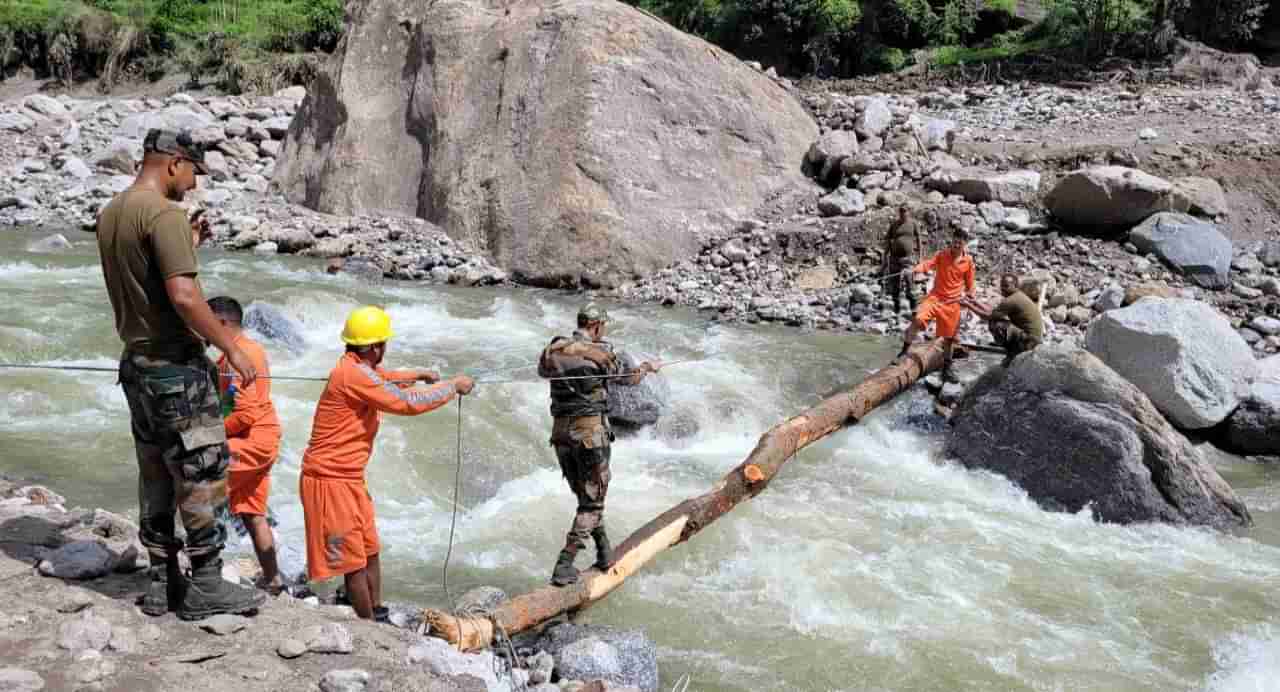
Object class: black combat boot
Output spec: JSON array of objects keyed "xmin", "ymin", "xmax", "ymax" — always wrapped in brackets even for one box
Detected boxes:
[
  {"xmin": 178, "ymin": 554, "xmax": 266, "ymax": 621},
  {"xmin": 591, "ymin": 527, "xmax": 612, "ymax": 571},
  {"xmin": 550, "ymin": 549, "xmax": 579, "ymax": 587},
  {"xmin": 140, "ymin": 554, "xmax": 185, "ymax": 616},
  {"xmin": 941, "ymin": 361, "xmax": 959, "ymax": 384}
]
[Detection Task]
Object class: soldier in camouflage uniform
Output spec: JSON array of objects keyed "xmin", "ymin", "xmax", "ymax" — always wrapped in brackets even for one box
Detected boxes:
[
  {"xmin": 538, "ymin": 304, "xmax": 660, "ymax": 586},
  {"xmin": 98, "ymin": 129, "xmax": 265, "ymax": 620}
]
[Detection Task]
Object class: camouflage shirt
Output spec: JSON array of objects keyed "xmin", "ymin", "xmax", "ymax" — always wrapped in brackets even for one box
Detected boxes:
[{"xmin": 538, "ymin": 330, "xmax": 624, "ymax": 419}]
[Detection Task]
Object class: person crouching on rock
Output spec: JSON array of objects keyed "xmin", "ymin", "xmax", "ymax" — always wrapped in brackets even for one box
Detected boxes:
[
  {"xmin": 962, "ymin": 272, "xmax": 1043, "ymax": 365},
  {"xmin": 208, "ymin": 296, "xmax": 285, "ymax": 594},
  {"xmin": 899, "ymin": 226, "xmax": 976, "ymax": 383},
  {"xmin": 299, "ymin": 306, "xmax": 474, "ymax": 620},
  {"xmin": 539, "ymin": 304, "xmax": 661, "ymax": 587}
]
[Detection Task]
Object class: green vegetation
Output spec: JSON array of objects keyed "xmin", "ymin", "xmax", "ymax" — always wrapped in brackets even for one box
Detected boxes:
[{"xmin": 0, "ymin": 0, "xmax": 340, "ymax": 92}]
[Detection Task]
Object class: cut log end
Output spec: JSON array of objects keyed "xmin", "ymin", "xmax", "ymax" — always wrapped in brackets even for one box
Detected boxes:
[
  {"xmin": 743, "ymin": 464, "xmax": 765, "ymax": 483},
  {"xmin": 422, "ymin": 609, "xmax": 493, "ymax": 650}
]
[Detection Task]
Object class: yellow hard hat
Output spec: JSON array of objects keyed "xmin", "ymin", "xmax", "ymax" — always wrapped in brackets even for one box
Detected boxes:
[{"xmin": 341, "ymin": 306, "xmax": 394, "ymax": 346}]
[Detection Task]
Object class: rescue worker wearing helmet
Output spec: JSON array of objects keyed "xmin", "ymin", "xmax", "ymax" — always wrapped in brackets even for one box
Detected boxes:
[
  {"xmin": 299, "ymin": 306, "xmax": 475, "ymax": 620},
  {"xmin": 538, "ymin": 304, "xmax": 660, "ymax": 586}
]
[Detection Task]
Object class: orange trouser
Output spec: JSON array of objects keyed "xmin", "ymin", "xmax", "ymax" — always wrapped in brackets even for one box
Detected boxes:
[
  {"xmin": 913, "ymin": 295, "xmax": 963, "ymax": 339},
  {"xmin": 300, "ymin": 475, "xmax": 380, "ymax": 581},
  {"xmin": 226, "ymin": 426, "xmax": 279, "ymax": 516}
]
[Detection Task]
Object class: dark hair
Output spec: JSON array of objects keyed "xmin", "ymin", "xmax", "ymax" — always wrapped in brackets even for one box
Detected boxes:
[
  {"xmin": 952, "ymin": 226, "xmax": 972, "ymax": 239},
  {"xmin": 1001, "ymin": 272, "xmax": 1020, "ymax": 284},
  {"xmin": 207, "ymin": 296, "xmax": 243, "ymax": 325}
]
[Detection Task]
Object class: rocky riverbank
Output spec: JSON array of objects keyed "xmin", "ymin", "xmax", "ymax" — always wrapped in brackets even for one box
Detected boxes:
[
  {"xmin": 0, "ymin": 477, "xmax": 657, "ymax": 692},
  {"xmin": 1, "ymin": 60, "xmax": 1278, "ymax": 357}
]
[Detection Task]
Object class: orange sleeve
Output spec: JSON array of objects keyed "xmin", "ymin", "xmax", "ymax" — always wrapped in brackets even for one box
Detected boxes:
[
  {"xmin": 913, "ymin": 252, "xmax": 940, "ymax": 275},
  {"xmin": 381, "ymin": 369, "xmax": 419, "ymax": 389},
  {"xmin": 344, "ymin": 361, "xmax": 456, "ymax": 416}
]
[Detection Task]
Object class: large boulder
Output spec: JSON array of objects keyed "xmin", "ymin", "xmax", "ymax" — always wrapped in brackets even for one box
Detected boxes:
[
  {"xmin": 535, "ymin": 623, "xmax": 658, "ymax": 692},
  {"xmin": 276, "ymin": 0, "xmax": 817, "ymax": 288},
  {"xmin": 925, "ymin": 168, "xmax": 1040, "ymax": 205},
  {"xmin": 1084, "ymin": 298, "xmax": 1256, "ymax": 429},
  {"xmin": 1171, "ymin": 176, "xmax": 1228, "ymax": 217},
  {"xmin": 1128, "ymin": 212, "xmax": 1232, "ymax": 289},
  {"xmin": 243, "ymin": 302, "xmax": 308, "ymax": 354},
  {"xmin": 805, "ymin": 130, "xmax": 859, "ymax": 183},
  {"xmin": 1224, "ymin": 355, "xmax": 1280, "ymax": 455},
  {"xmin": 607, "ymin": 352, "xmax": 669, "ymax": 428},
  {"xmin": 1045, "ymin": 166, "xmax": 1178, "ymax": 229},
  {"xmin": 946, "ymin": 347, "xmax": 1251, "ymax": 529}
]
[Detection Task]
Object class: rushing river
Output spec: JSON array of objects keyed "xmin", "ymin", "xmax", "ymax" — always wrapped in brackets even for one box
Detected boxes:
[{"xmin": 2, "ymin": 227, "xmax": 1279, "ymax": 691}]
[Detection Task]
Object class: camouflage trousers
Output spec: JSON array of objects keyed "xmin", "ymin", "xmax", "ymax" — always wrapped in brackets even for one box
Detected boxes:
[
  {"xmin": 119, "ymin": 349, "xmax": 229, "ymax": 561},
  {"xmin": 554, "ymin": 441, "xmax": 612, "ymax": 555},
  {"xmin": 989, "ymin": 321, "xmax": 1040, "ymax": 357},
  {"xmin": 884, "ymin": 256, "xmax": 916, "ymax": 314}
]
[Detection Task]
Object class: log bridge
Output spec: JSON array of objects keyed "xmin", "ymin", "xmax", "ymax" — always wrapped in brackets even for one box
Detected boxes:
[{"xmin": 424, "ymin": 339, "xmax": 948, "ymax": 650}]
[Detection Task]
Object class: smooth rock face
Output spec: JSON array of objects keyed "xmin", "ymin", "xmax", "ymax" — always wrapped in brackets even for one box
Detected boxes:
[
  {"xmin": 406, "ymin": 636, "xmax": 501, "ymax": 690},
  {"xmin": 946, "ymin": 347, "xmax": 1251, "ymax": 529},
  {"xmin": 1085, "ymin": 299, "xmax": 1256, "ymax": 429},
  {"xmin": 0, "ymin": 668, "xmax": 46, "ymax": 692},
  {"xmin": 1224, "ymin": 355, "xmax": 1280, "ymax": 455},
  {"xmin": 535, "ymin": 623, "xmax": 658, "ymax": 692},
  {"xmin": 277, "ymin": 0, "xmax": 817, "ymax": 288},
  {"xmin": 1128, "ymin": 212, "xmax": 1233, "ymax": 289},
  {"xmin": 38, "ymin": 541, "xmax": 113, "ymax": 580},
  {"xmin": 1171, "ymin": 176, "xmax": 1228, "ymax": 217},
  {"xmin": 1045, "ymin": 166, "xmax": 1178, "ymax": 229},
  {"xmin": 242, "ymin": 302, "xmax": 308, "ymax": 354}
]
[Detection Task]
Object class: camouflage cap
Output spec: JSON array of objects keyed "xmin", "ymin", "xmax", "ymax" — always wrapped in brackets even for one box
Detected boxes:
[
  {"xmin": 143, "ymin": 129, "xmax": 209, "ymax": 174},
  {"xmin": 577, "ymin": 303, "xmax": 610, "ymax": 324}
]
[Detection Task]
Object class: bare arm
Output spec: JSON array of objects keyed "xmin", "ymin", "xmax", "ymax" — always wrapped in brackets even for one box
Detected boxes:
[{"xmin": 165, "ymin": 275, "xmax": 257, "ymax": 387}]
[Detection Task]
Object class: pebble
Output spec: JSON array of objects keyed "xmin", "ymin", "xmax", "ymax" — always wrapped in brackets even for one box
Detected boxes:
[
  {"xmin": 319, "ymin": 669, "xmax": 370, "ymax": 692},
  {"xmin": 277, "ymin": 638, "xmax": 308, "ymax": 659},
  {"xmin": 200, "ymin": 613, "xmax": 250, "ymax": 636},
  {"xmin": 301, "ymin": 623, "xmax": 354, "ymax": 654},
  {"xmin": 57, "ymin": 611, "xmax": 112, "ymax": 653}
]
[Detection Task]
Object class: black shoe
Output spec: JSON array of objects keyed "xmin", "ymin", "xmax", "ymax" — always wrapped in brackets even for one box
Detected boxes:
[
  {"xmin": 178, "ymin": 556, "xmax": 266, "ymax": 621},
  {"xmin": 139, "ymin": 556, "xmax": 185, "ymax": 617},
  {"xmin": 550, "ymin": 550, "xmax": 579, "ymax": 587},
  {"xmin": 591, "ymin": 528, "xmax": 613, "ymax": 571},
  {"xmin": 941, "ymin": 367, "xmax": 959, "ymax": 384},
  {"xmin": 373, "ymin": 605, "xmax": 391, "ymax": 624}
]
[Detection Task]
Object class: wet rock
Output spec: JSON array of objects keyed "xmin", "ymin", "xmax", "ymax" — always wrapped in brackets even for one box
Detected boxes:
[
  {"xmin": 1086, "ymin": 299, "xmax": 1256, "ymax": 429},
  {"xmin": 536, "ymin": 623, "xmax": 658, "ymax": 692},
  {"xmin": 607, "ymin": 352, "xmax": 670, "ymax": 428},
  {"xmin": 200, "ymin": 614, "xmax": 249, "ymax": 636},
  {"xmin": 253, "ymin": 241, "xmax": 279, "ymax": 255},
  {"xmin": 653, "ymin": 406, "xmax": 701, "ymax": 447},
  {"xmin": 817, "ymin": 187, "xmax": 865, "ymax": 217},
  {"xmin": 0, "ymin": 668, "xmax": 44, "ymax": 691},
  {"xmin": 1129, "ymin": 213, "xmax": 1232, "ymax": 290},
  {"xmin": 58, "ymin": 611, "xmax": 112, "ymax": 653},
  {"xmin": 1172, "ymin": 177, "xmax": 1228, "ymax": 217},
  {"xmin": 243, "ymin": 302, "xmax": 308, "ymax": 354},
  {"xmin": 38, "ymin": 541, "xmax": 112, "ymax": 580},
  {"xmin": 26, "ymin": 234, "xmax": 72, "ymax": 253},
  {"xmin": 320, "ymin": 669, "xmax": 370, "ymax": 692},
  {"xmin": 806, "ymin": 130, "xmax": 860, "ymax": 181},
  {"xmin": 277, "ymin": 639, "xmax": 307, "ymax": 659},
  {"xmin": 1046, "ymin": 167, "xmax": 1178, "ymax": 229},
  {"xmin": 455, "ymin": 586, "xmax": 507, "ymax": 615},
  {"xmin": 301, "ymin": 623, "xmax": 353, "ymax": 654},
  {"xmin": 266, "ymin": 226, "xmax": 315, "ymax": 253},
  {"xmin": 947, "ymin": 346, "xmax": 1251, "ymax": 529},
  {"xmin": 1224, "ymin": 356, "xmax": 1280, "ymax": 455}
]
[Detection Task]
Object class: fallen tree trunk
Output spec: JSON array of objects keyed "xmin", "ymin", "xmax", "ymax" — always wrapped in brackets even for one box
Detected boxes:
[{"xmin": 425, "ymin": 339, "xmax": 948, "ymax": 650}]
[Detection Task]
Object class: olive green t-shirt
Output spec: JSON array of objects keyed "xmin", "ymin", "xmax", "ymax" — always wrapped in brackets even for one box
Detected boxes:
[
  {"xmin": 887, "ymin": 219, "xmax": 918, "ymax": 259},
  {"xmin": 96, "ymin": 188, "xmax": 203, "ymax": 357},
  {"xmin": 990, "ymin": 290, "xmax": 1044, "ymax": 342}
]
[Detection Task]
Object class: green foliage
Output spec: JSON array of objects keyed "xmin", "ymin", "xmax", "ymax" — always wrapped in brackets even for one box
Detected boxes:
[{"xmin": 984, "ymin": 0, "xmax": 1017, "ymax": 13}]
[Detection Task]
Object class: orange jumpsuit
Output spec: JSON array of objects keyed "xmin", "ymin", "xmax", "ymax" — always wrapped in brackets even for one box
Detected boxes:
[
  {"xmin": 217, "ymin": 334, "xmax": 281, "ymax": 516},
  {"xmin": 912, "ymin": 248, "xmax": 976, "ymax": 339},
  {"xmin": 299, "ymin": 352, "xmax": 457, "ymax": 580}
]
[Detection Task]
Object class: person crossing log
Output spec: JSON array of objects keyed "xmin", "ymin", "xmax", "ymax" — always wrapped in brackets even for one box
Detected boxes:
[{"xmin": 422, "ymin": 338, "xmax": 949, "ymax": 651}]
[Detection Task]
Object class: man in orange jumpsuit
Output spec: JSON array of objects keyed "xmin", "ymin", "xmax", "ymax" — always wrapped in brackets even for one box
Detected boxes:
[
  {"xmin": 300, "ymin": 306, "xmax": 475, "ymax": 620},
  {"xmin": 899, "ymin": 226, "xmax": 976, "ymax": 382},
  {"xmin": 208, "ymin": 296, "xmax": 285, "ymax": 593}
]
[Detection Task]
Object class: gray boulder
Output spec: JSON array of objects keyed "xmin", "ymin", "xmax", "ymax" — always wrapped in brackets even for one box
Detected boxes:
[
  {"xmin": 535, "ymin": 623, "xmax": 658, "ymax": 692},
  {"xmin": 26, "ymin": 234, "xmax": 72, "ymax": 253},
  {"xmin": 1260, "ymin": 242, "xmax": 1280, "ymax": 267},
  {"xmin": 276, "ymin": 0, "xmax": 816, "ymax": 288},
  {"xmin": 920, "ymin": 118, "xmax": 956, "ymax": 151},
  {"xmin": 816, "ymin": 187, "xmax": 865, "ymax": 217},
  {"xmin": 925, "ymin": 168, "xmax": 1040, "ymax": 205},
  {"xmin": 1171, "ymin": 176, "xmax": 1228, "ymax": 217},
  {"xmin": 853, "ymin": 98, "xmax": 892, "ymax": 139},
  {"xmin": 946, "ymin": 347, "xmax": 1251, "ymax": 529},
  {"xmin": 1129, "ymin": 212, "xmax": 1232, "ymax": 289},
  {"xmin": 243, "ymin": 302, "xmax": 308, "ymax": 354},
  {"xmin": 1045, "ymin": 166, "xmax": 1178, "ymax": 229},
  {"xmin": 319, "ymin": 670, "xmax": 370, "ymax": 692},
  {"xmin": 607, "ymin": 352, "xmax": 669, "ymax": 428},
  {"xmin": 406, "ymin": 637, "xmax": 502, "ymax": 691},
  {"xmin": 1224, "ymin": 356, "xmax": 1280, "ymax": 455},
  {"xmin": 38, "ymin": 541, "xmax": 113, "ymax": 580},
  {"xmin": 806, "ymin": 130, "xmax": 859, "ymax": 182},
  {"xmin": 1085, "ymin": 299, "xmax": 1256, "ymax": 429},
  {"xmin": 0, "ymin": 668, "xmax": 44, "ymax": 692}
]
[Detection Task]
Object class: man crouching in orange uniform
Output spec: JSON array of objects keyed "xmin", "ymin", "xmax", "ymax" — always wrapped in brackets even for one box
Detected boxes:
[
  {"xmin": 300, "ymin": 306, "xmax": 475, "ymax": 620},
  {"xmin": 209, "ymin": 296, "xmax": 285, "ymax": 593},
  {"xmin": 899, "ymin": 226, "xmax": 976, "ymax": 383}
]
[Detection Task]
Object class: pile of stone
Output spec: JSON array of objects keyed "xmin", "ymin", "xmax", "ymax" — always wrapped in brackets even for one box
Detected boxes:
[{"xmin": 0, "ymin": 89, "xmax": 507, "ymax": 286}]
